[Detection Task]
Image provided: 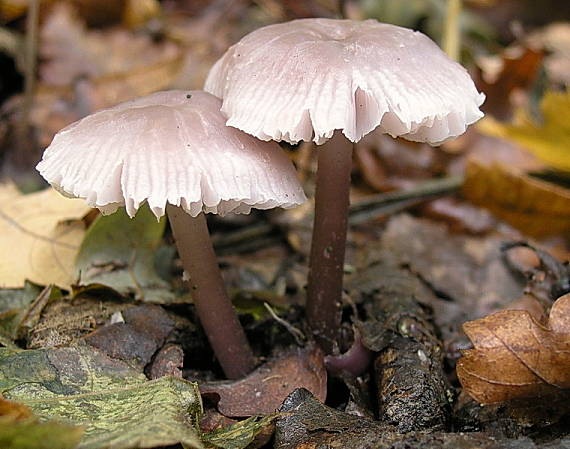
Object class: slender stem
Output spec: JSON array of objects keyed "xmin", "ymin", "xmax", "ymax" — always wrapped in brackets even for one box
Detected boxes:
[
  {"xmin": 23, "ymin": 0, "xmax": 39, "ymax": 122},
  {"xmin": 306, "ymin": 131, "xmax": 353, "ymax": 353},
  {"xmin": 166, "ymin": 205, "xmax": 255, "ymax": 379},
  {"xmin": 443, "ymin": 0, "xmax": 462, "ymax": 61}
]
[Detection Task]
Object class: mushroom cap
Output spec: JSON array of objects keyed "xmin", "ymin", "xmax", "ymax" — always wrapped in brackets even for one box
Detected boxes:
[
  {"xmin": 36, "ymin": 90, "xmax": 307, "ymax": 218},
  {"xmin": 205, "ymin": 18, "xmax": 485, "ymax": 145}
]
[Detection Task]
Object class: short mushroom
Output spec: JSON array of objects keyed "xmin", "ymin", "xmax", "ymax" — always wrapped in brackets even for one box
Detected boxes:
[
  {"xmin": 36, "ymin": 90, "xmax": 307, "ymax": 378},
  {"xmin": 205, "ymin": 18, "xmax": 485, "ymax": 352}
]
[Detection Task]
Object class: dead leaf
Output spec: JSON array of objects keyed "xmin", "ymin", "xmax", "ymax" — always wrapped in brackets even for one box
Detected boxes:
[
  {"xmin": 420, "ymin": 197, "xmax": 497, "ymax": 235},
  {"xmin": 0, "ymin": 397, "xmax": 32, "ymax": 421},
  {"xmin": 354, "ymin": 132, "xmax": 439, "ymax": 192},
  {"xmin": 26, "ymin": 286, "xmax": 128, "ymax": 349},
  {"xmin": 0, "ymin": 184, "xmax": 91, "ymax": 289},
  {"xmin": 462, "ymin": 159, "xmax": 570, "ymax": 237},
  {"xmin": 202, "ymin": 415, "xmax": 277, "ymax": 449},
  {"xmin": 476, "ymin": 47, "xmax": 543, "ymax": 119},
  {"xmin": 501, "ymin": 241, "xmax": 570, "ymax": 304},
  {"xmin": 375, "ymin": 214, "xmax": 525, "ymax": 323},
  {"xmin": 122, "ymin": 0, "xmax": 160, "ymax": 28},
  {"xmin": 0, "ymin": 0, "xmax": 27, "ymax": 22},
  {"xmin": 528, "ymin": 22, "xmax": 570, "ymax": 86},
  {"xmin": 478, "ymin": 90, "xmax": 570, "ymax": 172},
  {"xmin": 274, "ymin": 388, "xmax": 525, "ymax": 449},
  {"xmin": 0, "ymin": 345, "xmax": 202, "ymax": 449},
  {"xmin": 39, "ymin": 3, "xmax": 182, "ymax": 91},
  {"xmin": 148, "ymin": 344, "xmax": 184, "ymax": 379},
  {"xmin": 457, "ymin": 293, "xmax": 570, "ymax": 404},
  {"xmin": 200, "ymin": 346, "xmax": 326, "ymax": 417},
  {"xmin": 0, "ymin": 397, "xmax": 84, "ymax": 449},
  {"xmin": 84, "ymin": 304, "xmax": 175, "ymax": 370}
]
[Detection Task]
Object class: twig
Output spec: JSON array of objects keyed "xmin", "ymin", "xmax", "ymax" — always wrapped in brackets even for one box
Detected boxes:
[
  {"xmin": 348, "ymin": 176, "xmax": 463, "ymax": 223},
  {"xmin": 263, "ymin": 302, "xmax": 306, "ymax": 345},
  {"xmin": 212, "ymin": 176, "xmax": 463, "ymax": 253}
]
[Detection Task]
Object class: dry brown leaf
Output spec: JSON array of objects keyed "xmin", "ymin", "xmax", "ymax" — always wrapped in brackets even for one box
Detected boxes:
[
  {"xmin": 476, "ymin": 47, "xmax": 543, "ymax": 119},
  {"xmin": 457, "ymin": 293, "xmax": 570, "ymax": 404},
  {"xmin": 528, "ymin": 22, "xmax": 570, "ymax": 86},
  {"xmin": 200, "ymin": 346, "xmax": 327, "ymax": 417},
  {"xmin": 462, "ymin": 159, "xmax": 570, "ymax": 237},
  {"xmin": 0, "ymin": 397, "xmax": 33, "ymax": 421},
  {"xmin": 39, "ymin": 3, "xmax": 181, "ymax": 89},
  {"xmin": 0, "ymin": 184, "xmax": 91, "ymax": 289}
]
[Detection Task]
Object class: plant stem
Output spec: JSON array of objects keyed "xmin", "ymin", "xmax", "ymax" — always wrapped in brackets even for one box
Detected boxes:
[
  {"xmin": 443, "ymin": 0, "xmax": 462, "ymax": 61},
  {"xmin": 306, "ymin": 131, "xmax": 353, "ymax": 353},
  {"xmin": 23, "ymin": 0, "xmax": 39, "ymax": 124},
  {"xmin": 166, "ymin": 205, "xmax": 255, "ymax": 379}
]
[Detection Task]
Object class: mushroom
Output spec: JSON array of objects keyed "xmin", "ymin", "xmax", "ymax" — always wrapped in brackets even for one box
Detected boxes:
[
  {"xmin": 36, "ymin": 90, "xmax": 307, "ymax": 378},
  {"xmin": 205, "ymin": 18, "xmax": 485, "ymax": 352}
]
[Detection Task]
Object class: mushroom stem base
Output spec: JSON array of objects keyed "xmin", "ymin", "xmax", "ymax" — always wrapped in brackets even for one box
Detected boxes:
[
  {"xmin": 167, "ymin": 205, "xmax": 255, "ymax": 379},
  {"xmin": 307, "ymin": 131, "xmax": 353, "ymax": 353}
]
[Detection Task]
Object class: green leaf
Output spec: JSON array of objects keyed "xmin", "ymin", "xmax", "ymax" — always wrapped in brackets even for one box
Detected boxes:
[
  {"xmin": 0, "ymin": 282, "xmax": 44, "ymax": 347},
  {"xmin": 75, "ymin": 205, "xmax": 176, "ymax": 303},
  {"xmin": 0, "ymin": 345, "xmax": 203, "ymax": 449},
  {"xmin": 203, "ymin": 415, "xmax": 277, "ymax": 449}
]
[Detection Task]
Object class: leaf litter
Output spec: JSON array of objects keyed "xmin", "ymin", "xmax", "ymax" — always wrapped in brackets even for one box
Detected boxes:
[{"xmin": 1, "ymin": 1, "xmax": 570, "ymax": 448}]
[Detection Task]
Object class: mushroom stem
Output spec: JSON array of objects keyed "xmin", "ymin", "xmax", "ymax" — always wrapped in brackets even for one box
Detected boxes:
[
  {"xmin": 167, "ymin": 204, "xmax": 255, "ymax": 379},
  {"xmin": 307, "ymin": 131, "xmax": 353, "ymax": 353}
]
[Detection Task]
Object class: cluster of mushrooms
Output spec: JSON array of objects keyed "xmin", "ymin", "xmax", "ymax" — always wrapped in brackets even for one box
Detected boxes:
[{"xmin": 37, "ymin": 18, "xmax": 484, "ymax": 380}]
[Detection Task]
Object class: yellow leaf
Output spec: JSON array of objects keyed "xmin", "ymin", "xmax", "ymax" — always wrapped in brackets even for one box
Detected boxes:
[
  {"xmin": 462, "ymin": 159, "xmax": 570, "ymax": 237},
  {"xmin": 123, "ymin": 0, "xmax": 160, "ymax": 28},
  {"xmin": 0, "ymin": 184, "xmax": 91, "ymax": 288},
  {"xmin": 478, "ymin": 90, "xmax": 570, "ymax": 171}
]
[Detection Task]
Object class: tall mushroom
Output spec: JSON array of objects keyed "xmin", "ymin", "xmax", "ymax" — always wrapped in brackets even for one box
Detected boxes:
[
  {"xmin": 36, "ymin": 90, "xmax": 307, "ymax": 378},
  {"xmin": 205, "ymin": 18, "xmax": 485, "ymax": 352}
]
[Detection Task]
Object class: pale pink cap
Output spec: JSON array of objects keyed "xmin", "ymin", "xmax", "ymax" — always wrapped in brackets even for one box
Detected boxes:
[
  {"xmin": 205, "ymin": 18, "xmax": 485, "ymax": 145},
  {"xmin": 36, "ymin": 90, "xmax": 307, "ymax": 218}
]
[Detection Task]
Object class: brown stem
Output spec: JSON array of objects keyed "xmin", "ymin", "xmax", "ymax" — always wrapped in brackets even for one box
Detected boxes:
[
  {"xmin": 306, "ymin": 131, "xmax": 353, "ymax": 353},
  {"xmin": 167, "ymin": 204, "xmax": 255, "ymax": 379}
]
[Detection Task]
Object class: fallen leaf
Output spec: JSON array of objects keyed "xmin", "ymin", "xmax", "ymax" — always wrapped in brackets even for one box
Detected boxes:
[
  {"xmin": 501, "ymin": 241, "xmax": 570, "ymax": 304},
  {"xmin": 26, "ymin": 286, "xmax": 128, "ymax": 349},
  {"xmin": 373, "ymin": 214, "xmax": 525, "ymax": 324},
  {"xmin": 0, "ymin": 397, "xmax": 32, "ymax": 421},
  {"xmin": 274, "ymin": 388, "xmax": 525, "ymax": 449},
  {"xmin": 84, "ymin": 304, "xmax": 175, "ymax": 370},
  {"xmin": 148, "ymin": 344, "xmax": 184, "ymax": 379},
  {"xmin": 75, "ymin": 204, "xmax": 175, "ymax": 303},
  {"xmin": 200, "ymin": 346, "xmax": 326, "ymax": 417},
  {"xmin": 476, "ymin": 47, "xmax": 543, "ymax": 119},
  {"xmin": 528, "ymin": 23, "xmax": 570, "ymax": 86},
  {"xmin": 479, "ymin": 90, "xmax": 570, "ymax": 171},
  {"xmin": 0, "ymin": 417, "xmax": 84, "ymax": 449},
  {"xmin": 0, "ymin": 397, "xmax": 84, "ymax": 449},
  {"xmin": 0, "ymin": 0, "xmax": 28, "ymax": 22},
  {"xmin": 0, "ymin": 345, "xmax": 203, "ymax": 449},
  {"xmin": 39, "ymin": 3, "xmax": 181, "ymax": 89},
  {"xmin": 203, "ymin": 415, "xmax": 277, "ymax": 449},
  {"xmin": 420, "ymin": 197, "xmax": 497, "ymax": 235},
  {"xmin": 0, "ymin": 184, "xmax": 91, "ymax": 289},
  {"xmin": 0, "ymin": 282, "xmax": 42, "ymax": 346},
  {"xmin": 355, "ymin": 132, "xmax": 440, "ymax": 192},
  {"xmin": 462, "ymin": 159, "xmax": 570, "ymax": 237},
  {"xmin": 122, "ymin": 0, "xmax": 160, "ymax": 28},
  {"xmin": 457, "ymin": 293, "xmax": 570, "ymax": 404}
]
